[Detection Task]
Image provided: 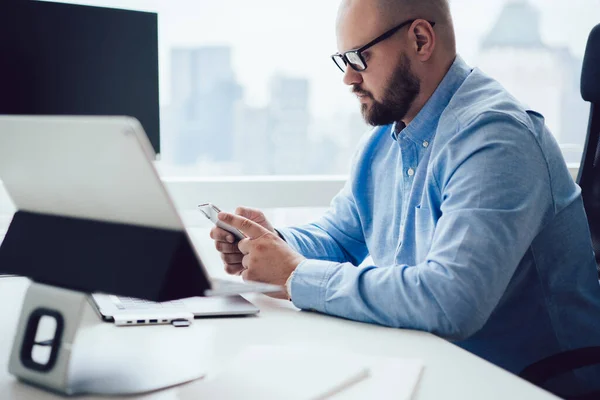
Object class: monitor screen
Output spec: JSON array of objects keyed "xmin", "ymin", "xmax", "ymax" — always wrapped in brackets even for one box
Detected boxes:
[{"xmin": 0, "ymin": 0, "xmax": 161, "ymax": 155}]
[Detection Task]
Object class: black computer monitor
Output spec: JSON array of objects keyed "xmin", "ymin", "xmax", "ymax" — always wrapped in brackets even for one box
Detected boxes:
[{"xmin": 0, "ymin": 0, "xmax": 161, "ymax": 155}]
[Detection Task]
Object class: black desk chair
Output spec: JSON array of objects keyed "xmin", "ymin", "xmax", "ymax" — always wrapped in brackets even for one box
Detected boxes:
[
  {"xmin": 577, "ymin": 23, "xmax": 600, "ymax": 278},
  {"xmin": 518, "ymin": 23, "xmax": 600, "ymax": 400}
]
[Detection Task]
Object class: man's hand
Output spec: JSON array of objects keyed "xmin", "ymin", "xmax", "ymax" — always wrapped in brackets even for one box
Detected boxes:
[
  {"xmin": 210, "ymin": 207, "xmax": 275, "ymax": 276},
  {"xmin": 218, "ymin": 212, "xmax": 306, "ymax": 300}
]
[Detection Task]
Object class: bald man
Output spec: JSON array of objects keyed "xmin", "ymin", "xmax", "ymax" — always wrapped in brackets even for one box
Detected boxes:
[{"xmin": 212, "ymin": 0, "xmax": 600, "ymax": 395}]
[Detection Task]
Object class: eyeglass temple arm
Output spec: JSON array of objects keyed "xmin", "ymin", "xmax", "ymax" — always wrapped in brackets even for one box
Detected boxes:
[
  {"xmin": 330, "ymin": 19, "xmax": 436, "ymax": 66},
  {"xmin": 357, "ymin": 20, "xmax": 436, "ymax": 53}
]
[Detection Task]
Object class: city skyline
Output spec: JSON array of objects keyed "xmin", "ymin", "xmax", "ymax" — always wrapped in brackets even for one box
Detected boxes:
[
  {"xmin": 159, "ymin": 0, "xmax": 594, "ymax": 176},
  {"xmin": 43, "ymin": 0, "xmax": 600, "ymax": 119},
  {"xmin": 38, "ymin": 0, "xmax": 599, "ymax": 175}
]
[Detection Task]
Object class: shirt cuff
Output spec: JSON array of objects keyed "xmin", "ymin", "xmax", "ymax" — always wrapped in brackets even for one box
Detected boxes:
[{"xmin": 289, "ymin": 259, "xmax": 339, "ymax": 313}]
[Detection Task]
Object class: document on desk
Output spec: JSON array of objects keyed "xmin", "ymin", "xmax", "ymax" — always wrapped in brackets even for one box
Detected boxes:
[
  {"xmin": 329, "ymin": 355, "xmax": 424, "ymax": 400},
  {"xmin": 184, "ymin": 345, "xmax": 423, "ymax": 400}
]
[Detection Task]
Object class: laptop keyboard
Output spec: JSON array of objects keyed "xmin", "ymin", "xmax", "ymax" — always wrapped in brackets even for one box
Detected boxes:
[{"xmin": 109, "ymin": 295, "xmax": 185, "ymax": 310}]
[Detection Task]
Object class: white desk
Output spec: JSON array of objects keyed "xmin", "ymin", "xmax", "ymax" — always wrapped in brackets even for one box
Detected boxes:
[{"xmin": 0, "ymin": 277, "xmax": 559, "ymax": 400}]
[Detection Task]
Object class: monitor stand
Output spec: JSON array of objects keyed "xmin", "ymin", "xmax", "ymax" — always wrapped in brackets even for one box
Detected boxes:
[{"xmin": 8, "ymin": 282, "xmax": 213, "ymax": 396}]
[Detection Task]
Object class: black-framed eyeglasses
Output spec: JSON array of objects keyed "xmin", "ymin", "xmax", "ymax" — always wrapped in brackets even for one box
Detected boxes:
[{"xmin": 331, "ymin": 19, "xmax": 435, "ymax": 73}]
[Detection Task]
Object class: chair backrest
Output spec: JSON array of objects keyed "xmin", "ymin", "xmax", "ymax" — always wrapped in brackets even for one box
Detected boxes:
[{"xmin": 576, "ymin": 23, "xmax": 600, "ymax": 274}]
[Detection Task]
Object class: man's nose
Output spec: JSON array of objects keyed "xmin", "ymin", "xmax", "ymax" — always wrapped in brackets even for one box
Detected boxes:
[{"xmin": 343, "ymin": 67, "xmax": 363, "ymax": 86}]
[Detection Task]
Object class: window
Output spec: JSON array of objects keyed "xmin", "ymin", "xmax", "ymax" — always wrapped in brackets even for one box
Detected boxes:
[
  {"xmin": 0, "ymin": 0, "xmax": 594, "ymax": 270},
  {"xmin": 42, "ymin": 0, "xmax": 597, "ymax": 174}
]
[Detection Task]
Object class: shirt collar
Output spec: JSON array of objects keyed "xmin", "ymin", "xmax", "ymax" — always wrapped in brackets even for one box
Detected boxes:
[{"xmin": 390, "ymin": 55, "xmax": 472, "ymax": 143}]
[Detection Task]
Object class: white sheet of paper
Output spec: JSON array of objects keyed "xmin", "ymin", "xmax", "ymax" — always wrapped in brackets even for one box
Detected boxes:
[
  {"xmin": 330, "ymin": 356, "xmax": 424, "ymax": 400},
  {"xmin": 187, "ymin": 345, "xmax": 368, "ymax": 400},
  {"xmin": 185, "ymin": 345, "xmax": 423, "ymax": 400}
]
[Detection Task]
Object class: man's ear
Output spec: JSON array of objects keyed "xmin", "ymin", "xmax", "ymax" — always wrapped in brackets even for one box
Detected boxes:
[{"xmin": 410, "ymin": 20, "xmax": 435, "ymax": 60}]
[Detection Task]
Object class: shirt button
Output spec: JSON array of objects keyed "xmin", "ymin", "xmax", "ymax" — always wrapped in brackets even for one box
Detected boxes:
[
  {"xmin": 407, "ymin": 168, "xmax": 415, "ymax": 177},
  {"xmin": 423, "ymin": 141, "xmax": 429, "ymax": 148}
]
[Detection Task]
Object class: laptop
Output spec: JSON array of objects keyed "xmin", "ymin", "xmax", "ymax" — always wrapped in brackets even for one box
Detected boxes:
[
  {"xmin": 91, "ymin": 293, "xmax": 259, "ymax": 326},
  {"xmin": 0, "ymin": 116, "xmax": 281, "ymax": 324}
]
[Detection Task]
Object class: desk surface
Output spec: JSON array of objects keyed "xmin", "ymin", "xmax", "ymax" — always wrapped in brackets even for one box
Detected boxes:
[{"xmin": 0, "ymin": 277, "xmax": 558, "ymax": 400}]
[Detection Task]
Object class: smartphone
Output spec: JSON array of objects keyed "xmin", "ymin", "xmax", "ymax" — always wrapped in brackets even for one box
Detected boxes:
[{"xmin": 198, "ymin": 203, "xmax": 245, "ymax": 241}]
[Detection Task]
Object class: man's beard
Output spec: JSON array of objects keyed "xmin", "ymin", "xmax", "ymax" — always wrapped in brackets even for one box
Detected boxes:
[{"xmin": 353, "ymin": 53, "xmax": 421, "ymax": 126}]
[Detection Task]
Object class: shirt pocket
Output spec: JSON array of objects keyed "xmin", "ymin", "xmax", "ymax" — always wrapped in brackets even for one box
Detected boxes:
[{"xmin": 414, "ymin": 205, "xmax": 435, "ymax": 262}]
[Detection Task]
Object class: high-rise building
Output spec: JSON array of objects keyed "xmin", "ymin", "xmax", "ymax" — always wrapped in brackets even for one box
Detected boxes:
[
  {"xmin": 476, "ymin": 0, "xmax": 588, "ymax": 163},
  {"xmin": 232, "ymin": 76, "xmax": 313, "ymax": 175},
  {"xmin": 266, "ymin": 75, "xmax": 311, "ymax": 174},
  {"xmin": 166, "ymin": 46, "xmax": 242, "ymax": 165},
  {"xmin": 233, "ymin": 104, "xmax": 272, "ymax": 175}
]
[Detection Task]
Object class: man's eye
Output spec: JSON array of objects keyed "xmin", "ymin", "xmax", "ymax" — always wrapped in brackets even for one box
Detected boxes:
[{"xmin": 362, "ymin": 52, "xmax": 371, "ymax": 61}]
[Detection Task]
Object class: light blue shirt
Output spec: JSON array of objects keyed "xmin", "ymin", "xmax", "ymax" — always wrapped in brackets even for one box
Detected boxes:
[{"xmin": 278, "ymin": 56, "xmax": 600, "ymax": 393}]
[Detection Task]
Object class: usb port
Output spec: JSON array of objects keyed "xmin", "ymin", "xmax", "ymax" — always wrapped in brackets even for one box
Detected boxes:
[
  {"xmin": 137, "ymin": 320, "xmax": 145, "ymax": 324},
  {"xmin": 149, "ymin": 319, "xmax": 158, "ymax": 323}
]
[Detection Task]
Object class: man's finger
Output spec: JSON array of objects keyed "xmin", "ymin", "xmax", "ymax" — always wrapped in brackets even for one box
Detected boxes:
[
  {"xmin": 218, "ymin": 212, "xmax": 268, "ymax": 239},
  {"xmin": 235, "ymin": 206, "xmax": 263, "ymax": 220},
  {"xmin": 241, "ymin": 268, "xmax": 250, "ymax": 282},
  {"xmin": 215, "ymin": 241, "xmax": 241, "ymax": 254},
  {"xmin": 210, "ymin": 226, "xmax": 237, "ymax": 243},
  {"xmin": 241, "ymin": 254, "xmax": 251, "ymax": 270},
  {"xmin": 224, "ymin": 263, "xmax": 245, "ymax": 276},
  {"xmin": 237, "ymin": 238, "xmax": 251, "ymax": 255},
  {"xmin": 221, "ymin": 253, "xmax": 244, "ymax": 265},
  {"xmin": 235, "ymin": 206, "xmax": 254, "ymax": 218}
]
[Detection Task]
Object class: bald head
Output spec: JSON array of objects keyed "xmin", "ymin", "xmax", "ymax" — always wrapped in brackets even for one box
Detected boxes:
[
  {"xmin": 378, "ymin": 0, "xmax": 454, "ymax": 51},
  {"xmin": 376, "ymin": 0, "xmax": 452, "ymax": 24},
  {"xmin": 338, "ymin": 0, "xmax": 456, "ymax": 55}
]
